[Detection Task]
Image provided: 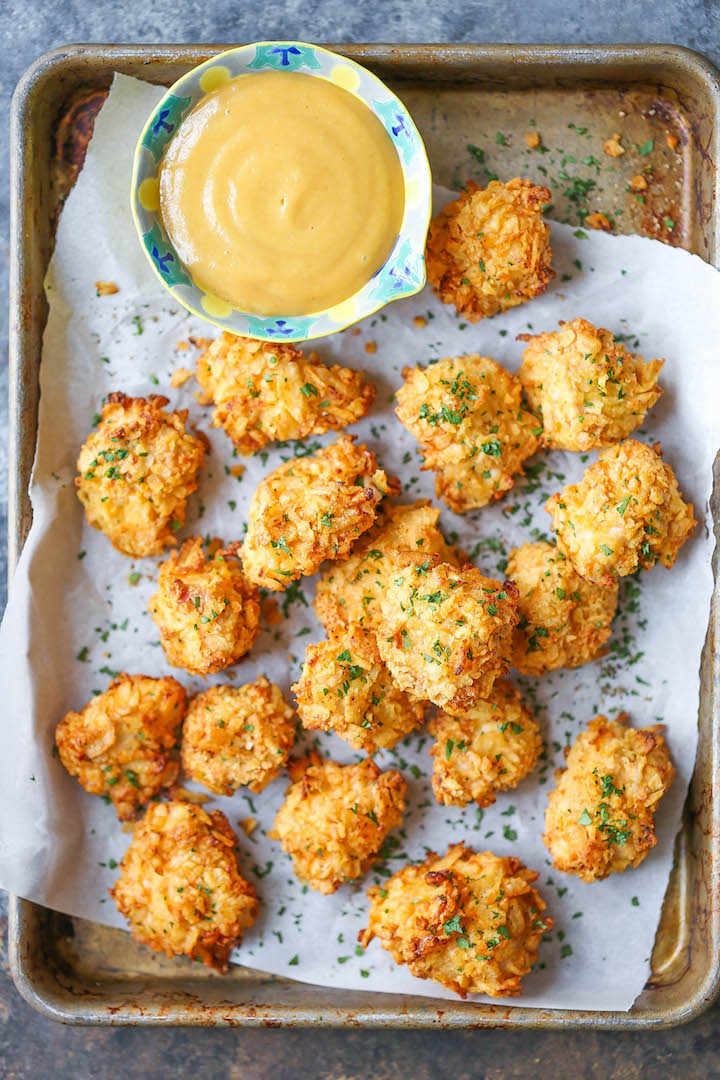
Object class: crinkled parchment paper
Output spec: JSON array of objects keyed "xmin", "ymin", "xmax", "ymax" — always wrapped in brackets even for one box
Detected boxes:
[{"xmin": 0, "ymin": 74, "xmax": 718, "ymax": 1011}]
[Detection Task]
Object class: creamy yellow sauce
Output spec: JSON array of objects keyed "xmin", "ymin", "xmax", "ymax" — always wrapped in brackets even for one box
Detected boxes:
[{"xmin": 158, "ymin": 72, "xmax": 405, "ymax": 315}]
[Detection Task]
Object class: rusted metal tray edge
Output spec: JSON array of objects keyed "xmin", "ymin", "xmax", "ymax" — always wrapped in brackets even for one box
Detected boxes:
[{"xmin": 7, "ymin": 41, "xmax": 720, "ymax": 1029}]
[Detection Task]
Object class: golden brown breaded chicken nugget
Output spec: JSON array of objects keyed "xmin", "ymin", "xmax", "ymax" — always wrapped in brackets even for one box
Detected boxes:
[
  {"xmin": 314, "ymin": 500, "xmax": 463, "ymax": 635},
  {"xmin": 395, "ymin": 355, "xmax": 540, "ymax": 512},
  {"xmin": 241, "ymin": 436, "xmax": 397, "ymax": 591},
  {"xmin": 428, "ymin": 680, "xmax": 541, "ymax": 807},
  {"xmin": 269, "ymin": 754, "xmax": 406, "ymax": 894},
  {"xmin": 150, "ymin": 537, "xmax": 260, "ymax": 675},
  {"xmin": 55, "ymin": 673, "xmax": 186, "ymax": 820},
  {"xmin": 506, "ymin": 541, "xmax": 618, "ymax": 675},
  {"xmin": 517, "ymin": 317, "xmax": 663, "ymax": 451},
  {"xmin": 426, "ymin": 178, "xmax": 554, "ymax": 321},
  {"xmin": 196, "ymin": 333, "xmax": 375, "ymax": 455},
  {"xmin": 543, "ymin": 714, "xmax": 675, "ymax": 882},
  {"xmin": 377, "ymin": 554, "xmax": 519, "ymax": 711},
  {"xmin": 110, "ymin": 800, "xmax": 258, "ymax": 971},
  {"xmin": 75, "ymin": 393, "xmax": 207, "ymax": 557},
  {"xmin": 181, "ymin": 678, "xmax": 295, "ymax": 796},
  {"xmin": 359, "ymin": 843, "xmax": 551, "ymax": 998},
  {"xmin": 546, "ymin": 440, "xmax": 696, "ymax": 585},
  {"xmin": 293, "ymin": 627, "xmax": 424, "ymax": 753}
]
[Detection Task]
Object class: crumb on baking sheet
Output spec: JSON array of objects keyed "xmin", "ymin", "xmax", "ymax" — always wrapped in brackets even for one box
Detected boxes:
[
  {"xmin": 603, "ymin": 133, "xmax": 624, "ymax": 157},
  {"xmin": 170, "ymin": 367, "xmax": 194, "ymax": 388},
  {"xmin": 585, "ymin": 212, "xmax": 611, "ymax": 231},
  {"xmin": 629, "ymin": 174, "xmax": 648, "ymax": 192}
]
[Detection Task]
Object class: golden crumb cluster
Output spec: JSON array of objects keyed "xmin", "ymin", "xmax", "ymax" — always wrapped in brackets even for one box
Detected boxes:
[
  {"xmin": 196, "ymin": 333, "xmax": 375, "ymax": 454},
  {"xmin": 506, "ymin": 541, "xmax": 618, "ymax": 675},
  {"xmin": 75, "ymin": 393, "xmax": 207, "ymax": 557},
  {"xmin": 150, "ymin": 537, "xmax": 260, "ymax": 675},
  {"xmin": 360, "ymin": 843, "xmax": 551, "ymax": 998},
  {"xmin": 181, "ymin": 678, "xmax": 295, "ymax": 795},
  {"xmin": 426, "ymin": 178, "xmax": 554, "ymax": 321},
  {"xmin": 314, "ymin": 500, "xmax": 462, "ymax": 634},
  {"xmin": 240, "ymin": 436, "xmax": 397, "ymax": 590},
  {"xmin": 518, "ymin": 317, "xmax": 663, "ymax": 451},
  {"xmin": 293, "ymin": 627, "xmax": 424, "ymax": 753},
  {"xmin": 269, "ymin": 756, "xmax": 406, "ymax": 894},
  {"xmin": 56, "ymin": 673, "xmax": 186, "ymax": 820},
  {"xmin": 543, "ymin": 715, "xmax": 675, "ymax": 881},
  {"xmin": 546, "ymin": 440, "xmax": 696, "ymax": 584},
  {"xmin": 395, "ymin": 355, "xmax": 540, "ymax": 511},
  {"xmin": 428, "ymin": 680, "xmax": 542, "ymax": 808},
  {"xmin": 377, "ymin": 554, "xmax": 519, "ymax": 711},
  {"xmin": 111, "ymin": 801, "xmax": 258, "ymax": 971}
]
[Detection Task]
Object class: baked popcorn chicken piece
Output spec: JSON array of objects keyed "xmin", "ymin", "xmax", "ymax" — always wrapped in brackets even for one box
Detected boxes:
[
  {"xmin": 543, "ymin": 714, "xmax": 675, "ymax": 882},
  {"xmin": 428, "ymin": 679, "xmax": 541, "ymax": 807},
  {"xmin": 376, "ymin": 553, "xmax": 519, "ymax": 711},
  {"xmin": 240, "ymin": 435, "xmax": 397, "ymax": 591},
  {"xmin": 75, "ymin": 393, "xmax": 207, "ymax": 557},
  {"xmin": 110, "ymin": 801, "xmax": 258, "ymax": 971},
  {"xmin": 506, "ymin": 541, "xmax": 618, "ymax": 675},
  {"xmin": 359, "ymin": 843, "xmax": 551, "ymax": 998},
  {"xmin": 395, "ymin": 355, "xmax": 541, "ymax": 512},
  {"xmin": 426, "ymin": 178, "xmax": 554, "ymax": 321},
  {"xmin": 181, "ymin": 678, "xmax": 295, "ymax": 796},
  {"xmin": 546, "ymin": 440, "xmax": 696, "ymax": 585},
  {"xmin": 293, "ymin": 626, "xmax": 424, "ymax": 753},
  {"xmin": 196, "ymin": 332, "xmax": 375, "ymax": 455},
  {"xmin": 314, "ymin": 500, "xmax": 463, "ymax": 635},
  {"xmin": 55, "ymin": 673, "xmax": 186, "ymax": 820},
  {"xmin": 517, "ymin": 317, "xmax": 663, "ymax": 451},
  {"xmin": 269, "ymin": 755, "xmax": 406, "ymax": 894},
  {"xmin": 149, "ymin": 537, "xmax": 260, "ymax": 675}
]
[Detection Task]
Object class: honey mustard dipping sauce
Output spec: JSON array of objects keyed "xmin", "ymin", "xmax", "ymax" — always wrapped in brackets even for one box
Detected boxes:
[{"xmin": 158, "ymin": 71, "xmax": 405, "ymax": 316}]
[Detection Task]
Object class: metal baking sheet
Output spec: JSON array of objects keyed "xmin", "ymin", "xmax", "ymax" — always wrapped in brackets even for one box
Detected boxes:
[{"xmin": 8, "ymin": 42, "xmax": 720, "ymax": 1028}]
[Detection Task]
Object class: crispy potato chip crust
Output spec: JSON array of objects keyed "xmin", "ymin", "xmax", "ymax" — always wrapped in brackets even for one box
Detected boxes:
[
  {"xmin": 111, "ymin": 801, "xmax": 258, "ymax": 971},
  {"xmin": 75, "ymin": 393, "xmax": 207, "ymax": 557},
  {"xmin": 181, "ymin": 678, "xmax": 295, "ymax": 795},
  {"xmin": 269, "ymin": 755, "xmax": 406, "ymax": 894},
  {"xmin": 506, "ymin": 541, "xmax": 618, "ymax": 674},
  {"xmin": 360, "ymin": 843, "xmax": 551, "ymax": 998},
  {"xmin": 314, "ymin": 500, "xmax": 463, "ymax": 635},
  {"xmin": 56, "ymin": 673, "xmax": 187, "ymax": 820},
  {"xmin": 543, "ymin": 714, "xmax": 675, "ymax": 881},
  {"xmin": 395, "ymin": 355, "xmax": 540, "ymax": 511},
  {"xmin": 240, "ymin": 436, "xmax": 397, "ymax": 591},
  {"xmin": 293, "ymin": 627, "xmax": 424, "ymax": 752},
  {"xmin": 196, "ymin": 333, "xmax": 375, "ymax": 454},
  {"xmin": 428, "ymin": 680, "xmax": 542, "ymax": 807},
  {"xmin": 518, "ymin": 317, "xmax": 663, "ymax": 451},
  {"xmin": 150, "ymin": 537, "xmax": 260, "ymax": 675},
  {"xmin": 546, "ymin": 440, "xmax": 696, "ymax": 584},
  {"xmin": 376, "ymin": 554, "xmax": 519, "ymax": 710},
  {"xmin": 426, "ymin": 179, "xmax": 554, "ymax": 321}
]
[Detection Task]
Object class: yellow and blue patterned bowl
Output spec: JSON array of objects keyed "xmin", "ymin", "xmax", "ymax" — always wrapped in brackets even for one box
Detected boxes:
[{"xmin": 131, "ymin": 42, "xmax": 433, "ymax": 342}]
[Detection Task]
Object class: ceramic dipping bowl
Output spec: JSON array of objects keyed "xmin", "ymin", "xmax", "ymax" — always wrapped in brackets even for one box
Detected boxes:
[{"xmin": 131, "ymin": 41, "xmax": 433, "ymax": 342}]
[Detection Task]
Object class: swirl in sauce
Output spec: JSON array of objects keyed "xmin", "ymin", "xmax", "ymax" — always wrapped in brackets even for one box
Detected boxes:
[{"xmin": 158, "ymin": 72, "xmax": 405, "ymax": 316}]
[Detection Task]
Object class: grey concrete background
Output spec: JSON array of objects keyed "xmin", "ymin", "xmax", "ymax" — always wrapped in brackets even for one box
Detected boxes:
[{"xmin": 2, "ymin": 2, "xmax": 720, "ymax": 1075}]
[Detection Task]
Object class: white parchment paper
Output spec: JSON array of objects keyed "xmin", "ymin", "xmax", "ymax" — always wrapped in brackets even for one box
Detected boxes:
[{"xmin": 1, "ymin": 74, "xmax": 718, "ymax": 1012}]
